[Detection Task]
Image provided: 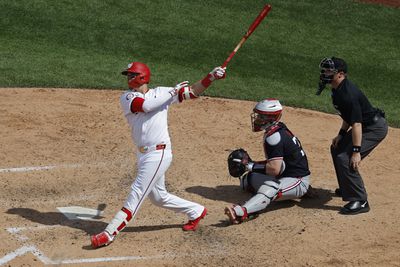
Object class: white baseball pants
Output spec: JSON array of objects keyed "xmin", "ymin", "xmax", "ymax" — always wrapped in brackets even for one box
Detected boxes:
[{"xmin": 105, "ymin": 149, "xmax": 204, "ymax": 237}]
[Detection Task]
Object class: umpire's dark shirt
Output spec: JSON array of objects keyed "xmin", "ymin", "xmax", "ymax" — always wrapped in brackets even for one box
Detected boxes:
[{"xmin": 331, "ymin": 78, "xmax": 376, "ymax": 125}]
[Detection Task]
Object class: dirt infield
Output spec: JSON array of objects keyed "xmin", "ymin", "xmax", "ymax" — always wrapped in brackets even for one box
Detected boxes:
[{"xmin": 1, "ymin": 88, "xmax": 399, "ymax": 266}]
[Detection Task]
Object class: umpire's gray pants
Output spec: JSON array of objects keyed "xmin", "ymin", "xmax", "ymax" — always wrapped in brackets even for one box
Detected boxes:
[{"xmin": 330, "ymin": 117, "xmax": 388, "ymax": 202}]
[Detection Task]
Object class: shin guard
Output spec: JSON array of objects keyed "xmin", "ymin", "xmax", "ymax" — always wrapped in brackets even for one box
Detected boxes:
[{"xmin": 105, "ymin": 207, "xmax": 133, "ymax": 238}]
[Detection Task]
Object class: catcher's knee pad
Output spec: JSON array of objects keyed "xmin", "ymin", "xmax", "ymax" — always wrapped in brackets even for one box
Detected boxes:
[
  {"xmin": 246, "ymin": 172, "xmax": 280, "ymax": 192},
  {"xmin": 243, "ymin": 183, "xmax": 280, "ymax": 214},
  {"xmin": 259, "ymin": 183, "xmax": 280, "ymax": 199}
]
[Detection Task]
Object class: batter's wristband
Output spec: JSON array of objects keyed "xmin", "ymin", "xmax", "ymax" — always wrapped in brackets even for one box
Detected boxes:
[
  {"xmin": 338, "ymin": 129, "xmax": 347, "ymax": 137},
  {"xmin": 201, "ymin": 74, "xmax": 213, "ymax": 88},
  {"xmin": 252, "ymin": 163, "xmax": 266, "ymax": 174},
  {"xmin": 352, "ymin": 145, "xmax": 361, "ymax": 153}
]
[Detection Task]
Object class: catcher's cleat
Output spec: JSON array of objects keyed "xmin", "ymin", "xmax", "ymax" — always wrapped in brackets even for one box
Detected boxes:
[
  {"xmin": 225, "ymin": 205, "xmax": 258, "ymax": 224},
  {"xmin": 182, "ymin": 208, "xmax": 207, "ymax": 231},
  {"xmin": 91, "ymin": 231, "xmax": 113, "ymax": 249},
  {"xmin": 225, "ymin": 206, "xmax": 240, "ymax": 224}
]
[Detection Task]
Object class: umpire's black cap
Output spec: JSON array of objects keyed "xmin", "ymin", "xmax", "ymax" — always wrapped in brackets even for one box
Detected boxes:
[{"xmin": 331, "ymin": 57, "xmax": 348, "ymax": 73}]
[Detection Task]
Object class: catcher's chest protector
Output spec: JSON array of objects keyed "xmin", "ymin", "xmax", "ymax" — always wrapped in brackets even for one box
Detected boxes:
[{"xmin": 263, "ymin": 123, "xmax": 283, "ymax": 157}]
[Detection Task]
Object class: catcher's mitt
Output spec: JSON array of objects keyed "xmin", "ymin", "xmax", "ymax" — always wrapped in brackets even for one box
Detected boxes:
[{"xmin": 227, "ymin": 148, "xmax": 252, "ymax": 177}]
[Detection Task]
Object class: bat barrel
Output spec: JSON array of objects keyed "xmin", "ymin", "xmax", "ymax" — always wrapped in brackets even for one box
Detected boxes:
[
  {"xmin": 247, "ymin": 4, "xmax": 271, "ymax": 35},
  {"xmin": 221, "ymin": 4, "xmax": 272, "ymax": 68}
]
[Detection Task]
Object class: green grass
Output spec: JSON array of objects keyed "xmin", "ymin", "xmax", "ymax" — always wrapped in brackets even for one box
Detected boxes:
[{"xmin": 1, "ymin": 0, "xmax": 399, "ymax": 127}]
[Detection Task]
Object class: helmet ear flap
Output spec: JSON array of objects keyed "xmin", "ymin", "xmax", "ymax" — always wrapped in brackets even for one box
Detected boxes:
[{"xmin": 137, "ymin": 74, "xmax": 144, "ymax": 81}]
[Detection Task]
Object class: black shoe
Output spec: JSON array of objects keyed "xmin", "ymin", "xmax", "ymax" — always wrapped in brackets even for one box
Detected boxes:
[
  {"xmin": 334, "ymin": 188, "xmax": 342, "ymax": 197},
  {"xmin": 340, "ymin": 201, "xmax": 370, "ymax": 215}
]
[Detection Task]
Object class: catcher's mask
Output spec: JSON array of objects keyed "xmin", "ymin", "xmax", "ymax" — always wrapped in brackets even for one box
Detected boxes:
[
  {"xmin": 122, "ymin": 62, "xmax": 151, "ymax": 89},
  {"xmin": 251, "ymin": 98, "xmax": 282, "ymax": 132},
  {"xmin": 317, "ymin": 57, "xmax": 347, "ymax": 95}
]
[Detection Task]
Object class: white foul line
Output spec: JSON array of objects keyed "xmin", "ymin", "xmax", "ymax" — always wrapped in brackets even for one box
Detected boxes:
[
  {"xmin": 0, "ymin": 246, "xmax": 42, "ymax": 265},
  {"xmin": 2, "ymin": 225, "xmax": 225, "ymax": 265},
  {"xmin": 0, "ymin": 164, "xmax": 81, "ymax": 173},
  {"xmin": 51, "ymin": 254, "xmax": 167, "ymax": 265},
  {"xmin": 0, "ymin": 245, "xmax": 187, "ymax": 265}
]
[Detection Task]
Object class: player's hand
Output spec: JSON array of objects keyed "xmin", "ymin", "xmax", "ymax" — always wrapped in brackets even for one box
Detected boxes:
[
  {"xmin": 174, "ymin": 81, "xmax": 197, "ymax": 102},
  {"xmin": 331, "ymin": 135, "xmax": 342, "ymax": 148},
  {"xmin": 209, "ymin": 66, "xmax": 226, "ymax": 81},
  {"xmin": 170, "ymin": 81, "xmax": 188, "ymax": 97},
  {"xmin": 201, "ymin": 66, "xmax": 226, "ymax": 88},
  {"xmin": 245, "ymin": 161, "xmax": 255, "ymax": 172},
  {"xmin": 174, "ymin": 81, "xmax": 189, "ymax": 92},
  {"xmin": 350, "ymin": 152, "xmax": 361, "ymax": 171}
]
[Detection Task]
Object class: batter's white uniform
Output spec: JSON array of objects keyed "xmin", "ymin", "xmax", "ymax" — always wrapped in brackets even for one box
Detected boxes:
[{"xmin": 105, "ymin": 87, "xmax": 204, "ymax": 237}]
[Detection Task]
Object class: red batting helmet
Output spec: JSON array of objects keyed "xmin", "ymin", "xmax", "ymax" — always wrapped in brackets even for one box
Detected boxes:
[
  {"xmin": 121, "ymin": 62, "xmax": 151, "ymax": 89},
  {"xmin": 251, "ymin": 98, "xmax": 283, "ymax": 132}
]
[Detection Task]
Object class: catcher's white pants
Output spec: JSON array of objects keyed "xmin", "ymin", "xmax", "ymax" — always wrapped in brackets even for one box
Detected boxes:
[{"xmin": 105, "ymin": 149, "xmax": 204, "ymax": 237}]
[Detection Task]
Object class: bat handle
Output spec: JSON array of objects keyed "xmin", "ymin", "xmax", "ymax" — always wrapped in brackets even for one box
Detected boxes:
[
  {"xmin": 222, "ymin": 51, "xmax": 236, "ymax": 68},
  {"xmin": 221, "ymin": 37, "xmax": 246, "ymax": 68}
]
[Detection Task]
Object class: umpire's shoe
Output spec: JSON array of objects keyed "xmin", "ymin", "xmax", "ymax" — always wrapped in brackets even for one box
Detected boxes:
[
  {"xmin": 340, "ymin": 200, "xmax": 370, "ymax": 215},
  {"xmin": 182, "ymin": 208, "xmax": 207, "ymax": 231},
  {"xmin": 91, "ymin": 231, "xmax": 113, "ymax": 249}
]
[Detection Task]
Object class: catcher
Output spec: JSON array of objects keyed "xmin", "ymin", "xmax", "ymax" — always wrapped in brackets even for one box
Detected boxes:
[{"xmin": 225, "ymin": 99, "xmax": 311, "ymax": 224}]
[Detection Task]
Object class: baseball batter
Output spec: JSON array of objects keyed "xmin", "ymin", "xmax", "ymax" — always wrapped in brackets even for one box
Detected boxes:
[
  {"xmin": 225, "ymin": 99, "xmax": 311, "ymax": 223},
  {"xmin": 91, "ymin": 61, "xmax": 226, "ymax": 248}
]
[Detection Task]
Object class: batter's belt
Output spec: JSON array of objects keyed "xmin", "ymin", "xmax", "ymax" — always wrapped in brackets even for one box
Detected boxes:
[{"xmin": 138, "ymin": 143, "xmax": 168, "ymax": 153}]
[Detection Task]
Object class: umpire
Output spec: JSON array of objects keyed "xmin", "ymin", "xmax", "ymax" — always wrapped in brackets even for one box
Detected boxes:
[{"xmin": 317, "ymin": 57, "xmax": 388, "ymax": 215}]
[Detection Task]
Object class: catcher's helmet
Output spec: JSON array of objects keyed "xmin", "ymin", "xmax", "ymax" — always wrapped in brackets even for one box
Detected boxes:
[
  {"xmin": 122, "ymin": 62, "xmax": 151, "ymax": 89},
  {"xmin": 251, "ymin": 98, "xmax": 282, "ymax": 132}
]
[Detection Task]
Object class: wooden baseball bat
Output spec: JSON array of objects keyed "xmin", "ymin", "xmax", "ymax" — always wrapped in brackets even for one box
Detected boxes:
[{"xmin": 221, "ymin": 4, "xmax": 272, "ymax": 68}]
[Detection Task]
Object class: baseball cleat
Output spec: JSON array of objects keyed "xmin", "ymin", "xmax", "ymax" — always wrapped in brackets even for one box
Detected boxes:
[
  {"xmin": 224, "ymin": 206, "xmax": 240, "ymax": 224},
  {"xmin": 91, "ymin": 231, "xmax": 113, "ymax": 249},
  {"xmin": 182, "ymin": 208, "xmax": 207, "ymax": 231},
  {"xmin": 224, "ymin": 205, "xmax": 258, "ymax": 224}
]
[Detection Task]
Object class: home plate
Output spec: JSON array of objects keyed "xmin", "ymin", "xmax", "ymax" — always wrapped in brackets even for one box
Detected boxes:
[{"xmin": 57, "ymin": 206, "xmax": 104, "ymax": 221}]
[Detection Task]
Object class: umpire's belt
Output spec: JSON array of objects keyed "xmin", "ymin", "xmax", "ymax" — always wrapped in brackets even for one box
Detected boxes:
[
  {"xmin": 363, "ymin": 112, "xmax": 384, "ymax": 127},
  {"xmin": 138, "ymin": 144, "xmax": 167, "ymax": 153}
]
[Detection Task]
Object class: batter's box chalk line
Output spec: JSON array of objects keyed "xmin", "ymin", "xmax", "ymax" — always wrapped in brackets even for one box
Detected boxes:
[
  {"xmin": 0, "ymin": 160, "xmax": 130, "ymax": 173},
  {"xmin": 1, "ymin": 225, "xmax": 225, "ymax": 265}
]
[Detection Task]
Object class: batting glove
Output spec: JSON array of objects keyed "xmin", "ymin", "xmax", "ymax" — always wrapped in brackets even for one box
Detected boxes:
[
  {"xmin": 201, "ymin": 66, "xmax": 226, "ymax": 88},
  {"xmin": 209, "ymin": 66, "xmax": 226, "ymax": 80},
  {"xmin": 174, "ymin": 81, "xmax": 189, "ymax": 92},
  {"xmin": 174, "ymin": 81, "xmax": 198, "ymax": 102}
]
